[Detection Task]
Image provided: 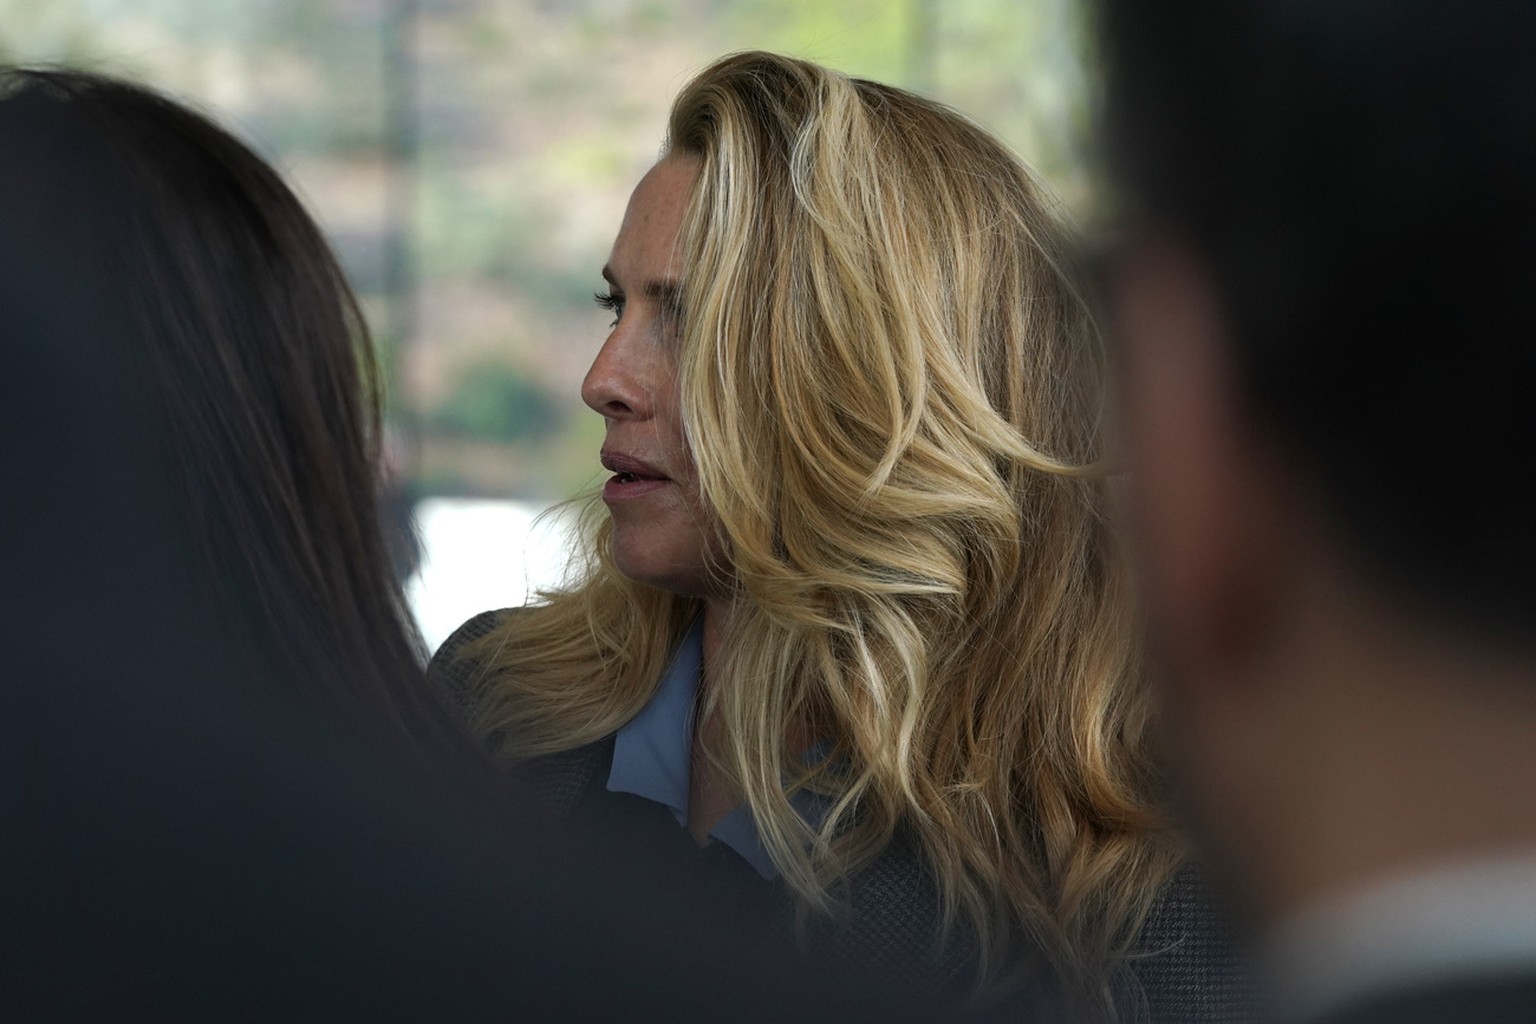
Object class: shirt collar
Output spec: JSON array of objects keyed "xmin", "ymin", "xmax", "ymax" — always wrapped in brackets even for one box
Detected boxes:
[
  {"xmin": 1263, "ymin": 851, "xmax": 1536, "ymax": 1021},
  {"xmin": 605, "ymin": 616, "xmax": 823, "ymax": 881},
  {"xmin": 607, "ymin": 616, "xmax": 701, "ymax": 829}
]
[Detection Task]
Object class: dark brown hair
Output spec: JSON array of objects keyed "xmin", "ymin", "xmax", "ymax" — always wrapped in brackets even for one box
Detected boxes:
[{"xmin": 0, "ymin": 67, "xmax": 476, "ymax": 769}]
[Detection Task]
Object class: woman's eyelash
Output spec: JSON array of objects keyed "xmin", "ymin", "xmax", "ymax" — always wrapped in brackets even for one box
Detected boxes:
[{"xmin": 593, "ymin": 291, "xmax": 624, "ymax": 326}]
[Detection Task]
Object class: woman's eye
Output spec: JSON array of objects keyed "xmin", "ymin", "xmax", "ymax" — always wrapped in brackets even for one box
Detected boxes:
[{"xmin": 593, "ymin": 291, "xmax": 624, "ymax": 327}]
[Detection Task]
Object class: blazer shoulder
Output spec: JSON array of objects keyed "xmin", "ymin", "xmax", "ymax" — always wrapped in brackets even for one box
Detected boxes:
[
  {"xmin": 427, "ymin": 608, "xmax": 608, "ymax": 817},
  {"xmin": 800, "ymin": 827, "xmax": 974, "ymax": 1000},
  {"xmin": 1129, "ymin": 860, "xmax": 1269, "ymax": 1023},
  {"xmin": 427, "ymin": 608, "xmax": 517, "ymax": 719}
]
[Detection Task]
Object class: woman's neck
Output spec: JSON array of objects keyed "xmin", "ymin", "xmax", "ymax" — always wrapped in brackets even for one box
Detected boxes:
[
  {"xmin": 687, "ymin": 598, "xmax": 737, "ymax": 844},
  {"xmin": 701, "ymin": 598, "xmax": 729, "ymax": 674}
]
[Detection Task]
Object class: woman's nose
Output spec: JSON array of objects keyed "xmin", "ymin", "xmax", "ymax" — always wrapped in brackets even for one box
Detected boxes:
[{"xmin": 581, "ymin": 325, "xmax": 654, "ymax": 421}]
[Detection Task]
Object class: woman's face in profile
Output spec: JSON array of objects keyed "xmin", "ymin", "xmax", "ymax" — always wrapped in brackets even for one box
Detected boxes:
[{"xmin": 582, "ymin": 156, "xmax": 724, "ymax": 598}]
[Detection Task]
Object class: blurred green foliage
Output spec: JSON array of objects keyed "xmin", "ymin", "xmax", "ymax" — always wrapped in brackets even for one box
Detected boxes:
[
  {"xmin": 428, "ymin": 360, "xmax": 563, "ymax": 444},
  {"xmin": 726, "ymin": 0, "xmax": 908, "ymax": 82}
]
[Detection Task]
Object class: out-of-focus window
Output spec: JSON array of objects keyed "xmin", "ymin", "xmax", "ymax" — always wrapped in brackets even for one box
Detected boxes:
[{"xmin": 2, "ymin": 0, "xmax": 1094, "ymax": 645}]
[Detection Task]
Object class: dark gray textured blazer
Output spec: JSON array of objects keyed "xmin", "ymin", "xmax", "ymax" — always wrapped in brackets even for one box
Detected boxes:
[{"xmin": 432, "ymin": 609, "xmax": 1268, "ymax": 1023}]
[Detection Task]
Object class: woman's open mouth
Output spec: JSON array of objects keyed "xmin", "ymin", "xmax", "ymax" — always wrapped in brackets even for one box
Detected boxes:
[{"xmin": 600, "ymin": 451, "xmax": 670, "ymax": 500}]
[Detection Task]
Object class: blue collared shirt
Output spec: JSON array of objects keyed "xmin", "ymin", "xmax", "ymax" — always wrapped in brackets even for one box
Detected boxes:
[{"xmin": 606, "ymin": 617, "xmax": 821, "ymax": 881}]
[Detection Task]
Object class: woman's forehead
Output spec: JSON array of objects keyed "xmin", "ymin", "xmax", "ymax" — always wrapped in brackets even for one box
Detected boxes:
[{"xmin": 606, "ymin": 156, "xmax": 699, "ymax": 286}]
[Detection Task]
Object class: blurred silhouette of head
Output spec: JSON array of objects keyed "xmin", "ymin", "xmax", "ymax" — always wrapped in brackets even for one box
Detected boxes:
[
  {"xmin": 1101, "ymin": 0, "xmax": 1536, "ymax": 639},
  {"xmin": 1097, "ymin": 0, "xmax": 1536, "ymax": 935},
  {"xmin": 0, "ymin": 67, "xmax": 467, "ymax": 766}
]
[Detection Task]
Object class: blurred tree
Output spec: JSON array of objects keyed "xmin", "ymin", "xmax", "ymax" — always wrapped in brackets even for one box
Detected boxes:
[{"xmin": 427, "ymin": 360, "xmax": 563, "ymax": 444}]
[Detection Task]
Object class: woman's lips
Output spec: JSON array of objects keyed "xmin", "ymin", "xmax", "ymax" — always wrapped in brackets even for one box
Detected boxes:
[{"xmin": 600, "ymin": 450, "xmax": 670, "ymax": 501}]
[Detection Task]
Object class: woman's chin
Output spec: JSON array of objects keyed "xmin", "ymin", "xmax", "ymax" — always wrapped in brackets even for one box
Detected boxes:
[{"xmin": 611, "ymin": 550, "xmax": 721, "ymax": 601}]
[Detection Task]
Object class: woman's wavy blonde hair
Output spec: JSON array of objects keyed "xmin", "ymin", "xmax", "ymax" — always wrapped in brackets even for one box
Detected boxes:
[{"xmin": 462, "ymin": 51, "xmax": 1180, "ymax": 1013}]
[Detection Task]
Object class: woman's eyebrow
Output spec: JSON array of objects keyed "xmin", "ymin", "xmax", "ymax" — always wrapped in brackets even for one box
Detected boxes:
[{"xmin": 644, "ymin": 280, "xmax": 681, "ymax": 310}]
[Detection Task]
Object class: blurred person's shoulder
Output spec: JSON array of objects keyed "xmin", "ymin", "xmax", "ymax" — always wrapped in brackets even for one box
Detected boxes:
[
  {"xmin": 1309, "ymin": 975, "xmax": 1536, "ymax": 1024},
  {"xmin": 1267, "ymin": 856, "xmax": 1536, "ymax": 1024}
]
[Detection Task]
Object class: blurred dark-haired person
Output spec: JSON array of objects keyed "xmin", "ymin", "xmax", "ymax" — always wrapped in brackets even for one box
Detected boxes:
[
  {"xmin": 0, "ymin": 67, "xmax": 478, "ymax": 774},
  {"xmin": 1099, "ymin": 3, "xmax": 1536, "ymax": 1022}
]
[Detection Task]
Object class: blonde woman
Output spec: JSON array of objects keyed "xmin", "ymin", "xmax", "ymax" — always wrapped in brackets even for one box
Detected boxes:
[{"xmin": 434, "ymin": 52, "xmax": 1254, "ymax": 1020}]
